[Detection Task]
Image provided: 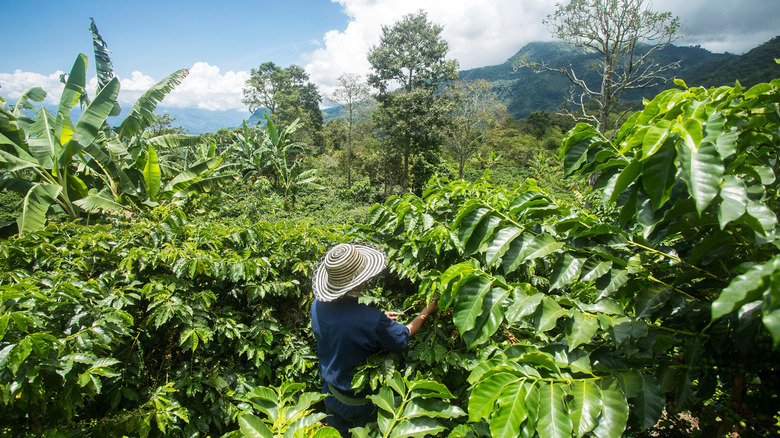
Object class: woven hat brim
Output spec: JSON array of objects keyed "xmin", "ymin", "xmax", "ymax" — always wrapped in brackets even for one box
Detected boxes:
[{"xmin": 312, "ymin": 242, "xmax": 386, "ymax": 302}]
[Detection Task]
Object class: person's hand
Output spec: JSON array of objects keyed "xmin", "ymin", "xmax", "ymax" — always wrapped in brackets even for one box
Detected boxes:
[
  {"xmin": 423, "ymin": 297, "xmax": 439, "ymax": 315},
  {"xmin": 385, "ymin": 311, "xmax": 401, "ymax": 321}
]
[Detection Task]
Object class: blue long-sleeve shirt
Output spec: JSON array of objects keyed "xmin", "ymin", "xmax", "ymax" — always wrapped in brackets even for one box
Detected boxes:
[{"xmin": 311, "ymin": 297, "xmax": 410, "ymax": 396}]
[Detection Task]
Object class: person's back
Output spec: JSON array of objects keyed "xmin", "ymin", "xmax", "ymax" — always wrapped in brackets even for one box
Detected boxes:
[
  {"xmin": 311, "ymin": 296, "xmax": 409, "ymax": 397},
  {"xmin": 309, "ymin": 242, "xmax": 438, "ymax": 437}
]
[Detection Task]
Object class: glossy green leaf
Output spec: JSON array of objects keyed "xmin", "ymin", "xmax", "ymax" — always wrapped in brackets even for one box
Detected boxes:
[
  {"xmin": 453, "ymin": 274, "xmax": 493, "ymax": 335},
  {"xmin": 606, "ymin": 158, "xmax": 641, "ymax": 204},
  {"xmin": 718, "ymin": 175, "xmax": 747, "ymax": 228},
  {"xmin": 485, "ymin": 226, "xmax": 522, "ymax": 267},
  {"xmin": 550, "ymin": 252, "xmax": 584, "ymax": 290},
  {"xmin": 565, "ymin": 312, "xmax": 599, "ymax": 351},
  {"xmin": 568, "ymin": 379, "xmax": 602, "ymax": 437},
  {"xmin": 17, "ymin": 183, "xmax": 62, "ymax": 235},
  {"xmin": 388, "ymin": 417, "xmax": 446, "ymax": 438},
  {"xmin": 311, "ymin": 427, "xmax": 342, "ymax": 438},
  {"xmin": 763, "ymin": 306, "xmax": 780, "ymax": 347},
  {"xmin": 490, "ymin": 380, "xmax": 529, "ymax": 438},
  {"xmin": 592, "ymin": 378, "xmax": 628, "ymax": 438},
  {"xmin": 456, "ymin": 206, "xmax": 490, "ymax": 252},
  {"xmin": 579, "ymin": 258, "xmax": 612, "ymax": 283},
  {"xmin": 634, "ymin": 285, "xmax": 672, "ymax": 318},
  {"xmin": 0, "ymin": 314, "xmax": 9, "ymax": 340},
  {"xmin": 143, "ymin": 145, "xmax": 161, "ymax": 199},
  {"xmin": 712, "ymin": 256, "xmax": 780, "ymax": 321},
  {"xmin": 520, "ymin": 381, "xmax": 541, "ymax": 438},
  {"xmin": 641, "ymin": 139, "xmax": 676, "ymax": 210},
  {"xmin": 746, "ymin": 200, "xmax": 777, "ymax": 235},
  {"xmin": 744, "ymin": 82, "xmax": 773, "ymax": 99},
  {"xmin": 561, "ymin": 124, "xmax": 602, "ymax": 176},
  {"xmin": 502, "ymin": 233, "xmax": 563, "ymax": 275},
  {"xmin": 465, "ymin": 213, "xmax": 502, "ymax": 256},
  {"xmin": 640, "ymin": 119, "xmax": 671, "ymax": 158},
  {"xmin": 517, "ymin": 351, "xmax": 560, "ymax": 373},
  {"xmin": 401, "ymin": 398, "xmax": 465, "ymax": 420},
  {"xmin": 505, "ymin": 285, "xmax": 544, "ymax": 323},
  {"xmin": 468, "ymin": 371, "xmax": 519, "ymax": 422},
  {"xmin": 678, "ymin": 135, "xmax": 723, "ymax": 215},
  {"xmin": 635, "ymin": 374, "xmax": 664, "ymax": 430},
  {"xmin": 462, "ymin": 287, "xmax": 508, "ymax": 348},
  {"xmin": 247, "ymin": 387, "xmax": 280, "ymax": 419},
  {"xmin": 238, "ymin": 413, "xmax": 272, "ymax": 438},
  {"xmin": 370, "ymin": 387, "xmax": 396, "ymax": 414},
  {"xmin": 61, "ymin": 77, "xmax": 120, "ymax": 165},
  {"xmin": 408, "ymin": 380, "xmax": 454, "ymax": 399},
  {"xmin": 536, "ymin": 382, "xmax": 572, "ymax": 438},
  {"xmin": 534, "ymin": 296, "xmax": 567, "ymax": 333}
]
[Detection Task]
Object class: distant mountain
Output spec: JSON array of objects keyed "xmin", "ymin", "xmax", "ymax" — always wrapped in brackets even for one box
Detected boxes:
[
  {"xmin": 686, "ymin": 36, "xmax": 780, "ymax": 88},
  {"xmin": 459, "ymin": 37, "xmax": 780, "ymax": 120},
  {"xmin": 49, "ymin": 105, "xmax": 254, "ymax": 135},
  {"xmin": 47, "ymin": 38, "xmax": 777, "ymax": 134},
  {"xmin": 135, "ymin": 107, "xmax": 253, "ymax": 135}
]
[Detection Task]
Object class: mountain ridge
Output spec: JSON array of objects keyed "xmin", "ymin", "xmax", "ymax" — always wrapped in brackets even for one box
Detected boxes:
[
  {"xmin": 93, "ymin": 37, "xmax": 779, "ymax": 134},
  {"xmin": 460, "ymin": 36, "xmax": 780, "ymax": 119}
]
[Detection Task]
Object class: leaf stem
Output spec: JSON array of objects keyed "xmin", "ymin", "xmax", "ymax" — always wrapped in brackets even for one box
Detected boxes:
[{"xmin": 629, "ymin": 240, "xmax": 728, "ymax": 284}]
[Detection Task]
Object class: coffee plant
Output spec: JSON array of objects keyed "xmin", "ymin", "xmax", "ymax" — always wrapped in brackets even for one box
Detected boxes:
[
  {"xmin": 362, "ymin": 75, "xmax": 780, "ymax": 437},
  {"xmin": 0, "ymin": 207, "xmax": 358, "ymax": 436},
  {"xmin": 1, "ymin": 24, "xmax": 779, "ymax": 435}
]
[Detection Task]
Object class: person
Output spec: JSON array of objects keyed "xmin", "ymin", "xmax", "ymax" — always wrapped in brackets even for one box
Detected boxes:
[{"xmin": 310, "ymin": 242, "xmax": 438, "ymax": 437}]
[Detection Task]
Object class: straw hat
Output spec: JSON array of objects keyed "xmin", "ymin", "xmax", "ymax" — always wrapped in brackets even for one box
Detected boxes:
[{"xmin": 312, "ymin": 242, "xmax": 386, "ymax": 302}]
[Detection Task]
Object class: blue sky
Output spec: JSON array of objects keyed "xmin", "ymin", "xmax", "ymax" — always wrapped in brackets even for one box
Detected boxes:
[
  {"xmin": 2, "ymin": 0, "xmax": 779, "ymax": 113},
  {"xmin": 2, "ymin": 0, "xmax": 347, "ymax": 79}
]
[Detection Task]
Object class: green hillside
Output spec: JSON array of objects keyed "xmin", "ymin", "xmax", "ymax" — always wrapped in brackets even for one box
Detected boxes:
[
  {"xmin": 459, "ymin": 37, "xmax": 780, "ymax": 119},
  {"xmin": 686, "ymin": 36, "xmax": 780, "ymax": 88}
]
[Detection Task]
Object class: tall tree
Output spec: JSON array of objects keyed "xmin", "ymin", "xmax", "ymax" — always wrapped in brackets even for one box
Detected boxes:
[
  {"xmin": 242, "ymin": 62, "xmax": 323, "ymax": 137},
  {"xmin": 520, "ymin": 0, "xmax": 682, "ymax": 133},
  {"xmin": 367, "ymin": 10, "xmax": 458, "ymax": 191},
  {"xmin": 329, "ymin": 73, "xmax": 371, "ymax": 186},
  {"xmin": 444, "ymin": 80, "xmax": 506, "ymax": 179}
]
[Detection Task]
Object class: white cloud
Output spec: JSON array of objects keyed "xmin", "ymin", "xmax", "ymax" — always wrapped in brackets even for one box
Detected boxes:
[
  {"xmin": 162, "ymin": 62, "xmax": 249, "ymax": 111},
  {"xmin": 304, "ymin": 0, "xmax": 557, "ymax": 97},
  {"xmin": 0, "ymin": 70, "xmax": 66, "ymax": 105},
  {"xmin": 1, "ymin": 62, "xmax": 249, "ymax": 112}
]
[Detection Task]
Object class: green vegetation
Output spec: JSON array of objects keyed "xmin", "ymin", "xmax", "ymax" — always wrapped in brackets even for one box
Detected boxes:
[{"xmin": 2, "ymin": 11, "xmax": 780, "ymax": 438}]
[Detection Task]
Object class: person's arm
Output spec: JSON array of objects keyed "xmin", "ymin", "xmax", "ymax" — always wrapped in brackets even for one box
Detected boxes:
[{"xmin": 405, "ymin": 299, "xmax": 439, "ymax": 338}]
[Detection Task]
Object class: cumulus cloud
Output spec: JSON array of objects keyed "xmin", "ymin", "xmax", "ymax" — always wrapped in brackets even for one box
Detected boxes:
[
  {"xmin": 0, "ymin": 70, "xmax": 66, "ymax": 105},
  {"xmin": 305, "ymin": 0, "xmax": 780, "ymax": 97},
  {"xmin": 162, "ymin": 62, "xmax": 249, "ymax": 111},
  {"xmin": 1, "ymin": 62, "xmax": 249, "ymax": 112},
  {"xmin": 4, "ymin": 0, "xmax": 778, "ymax": 112},
  {"xmin": 304, "ymin": 0, "xmax": 557, "ymax": 97}
]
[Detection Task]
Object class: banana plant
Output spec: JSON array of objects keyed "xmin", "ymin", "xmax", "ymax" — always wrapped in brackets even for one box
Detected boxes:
[
  {"xmin": 0, "ymin": 53, "xmax": 120, "ymax": 234},
  {"xmin": 262, "ymin": 116, "xmax": 321, "ymax": 208},
  {"xmin": 221, "ymin": 121, "xmax": 274, "ymax": 189},
  {"xmin": 64, "ymin": 19, "xmax": 236, "ymax": 213}
]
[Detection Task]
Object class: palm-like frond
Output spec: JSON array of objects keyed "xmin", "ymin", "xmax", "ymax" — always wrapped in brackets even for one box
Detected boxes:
[
  {"xmin": 89, "ymin": 18, "xmax": 121, "ymax": 117},
  {"xmin": 117, "ymin": 69, "xmax": 190, "ymax": 139},
  {"xmin": 73, "ymin": 189, "xmax": 131, "ymax": 213}
]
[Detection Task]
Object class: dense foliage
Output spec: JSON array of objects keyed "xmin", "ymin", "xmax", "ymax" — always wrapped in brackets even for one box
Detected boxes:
[
  {"xmin": 0, "ymin": 208, "xmax": 351, "ymax": 436},
  {"xmin": 2, "ymin": 13, "xmax": 780, "ymax": 438}
]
